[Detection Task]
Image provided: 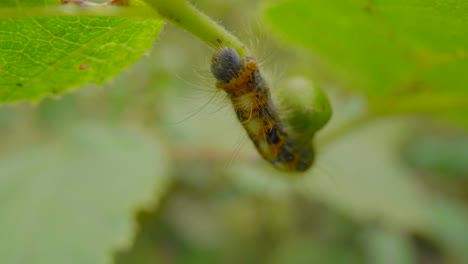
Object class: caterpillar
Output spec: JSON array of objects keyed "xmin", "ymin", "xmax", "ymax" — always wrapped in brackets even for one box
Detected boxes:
[{"xmin": 211, "ymin": 47, "xmax": 315, "ymax": 172}]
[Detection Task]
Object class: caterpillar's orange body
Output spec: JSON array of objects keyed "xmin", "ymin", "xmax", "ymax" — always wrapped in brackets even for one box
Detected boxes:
[{"xmin": 211, "ymin": 48, "xmax": 314, "ymax": 172}]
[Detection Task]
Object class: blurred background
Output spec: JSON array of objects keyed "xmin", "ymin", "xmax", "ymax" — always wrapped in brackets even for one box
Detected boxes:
[{"xmin": 1, "ymin": 0, "xmax": 467, "ymax": 264}]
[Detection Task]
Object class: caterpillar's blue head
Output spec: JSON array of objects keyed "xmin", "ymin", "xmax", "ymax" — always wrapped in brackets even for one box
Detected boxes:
[{"xmin": 211, "ymin": 47, "xmax": 242, "ymax": 83}]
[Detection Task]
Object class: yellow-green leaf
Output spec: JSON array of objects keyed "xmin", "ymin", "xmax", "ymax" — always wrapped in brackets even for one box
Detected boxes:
[{"xmin": 263, "ymin": 0, "xmax": 468, "ymax": 95}]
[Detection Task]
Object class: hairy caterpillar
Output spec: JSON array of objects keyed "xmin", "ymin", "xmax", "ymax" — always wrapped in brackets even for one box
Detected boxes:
[{"xmin": 211, "ymin": 48, "xmax": 315, "ymax": 172}]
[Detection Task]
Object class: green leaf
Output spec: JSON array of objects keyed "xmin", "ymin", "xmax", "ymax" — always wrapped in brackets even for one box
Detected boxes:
[
  {"xmin": 0, "ymin": 123, "xmax": 170, "ymax": 264},
  {"xmin": 429, "ymin": 198, "xmax": 468, "ymax": 262},
  {"xmin": 1, "ymin": 0, "xmax": 59, "ymax": 7},
  {"xmin": 0, "ymin": 1, "xmax": 163, "ymax": 103},
  {"xmin": 404, "ymin": 134, "xmax": 468, "ymax": 177},
  {"xmin": 227, "ymin": 119, "xmax": 433, "ymax": 230},
  {"xmin": 263, "ymin": 0, "xmax": 468, "ymax": 96},
  {"xmin": 361, "ymin": 227, "xmax": 416, "ymax": 264},
  {"xmin": 227, "ymin": 118, "xmax": 467, "ymax": 261},
  {"xmin": 301, "ymin": 118, "xmax": 432, "ymax": 230}
]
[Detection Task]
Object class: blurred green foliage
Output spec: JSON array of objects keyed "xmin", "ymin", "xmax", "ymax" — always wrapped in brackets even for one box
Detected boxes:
[
  {"xmin": 264, "ymin": 0, "xmax": 468, "ymax": 96},
  {"xmin": 1, "ymin": 0, "xmax": 468, "ymax": 264},
  {"xmin": 0, "ymin": 123, "xmax": 170, "ymax": 264}
]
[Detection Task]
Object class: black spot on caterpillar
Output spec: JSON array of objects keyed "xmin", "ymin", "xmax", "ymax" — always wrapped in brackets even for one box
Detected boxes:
[{"xmin": 211, "ymin": 47, "xmax": 315, "ymax": 172}]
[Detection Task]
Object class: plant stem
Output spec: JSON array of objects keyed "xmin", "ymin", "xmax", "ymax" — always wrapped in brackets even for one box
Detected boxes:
[{"xmin": 145, "ymin": 0, "xmax": 247, "ymax": 56}]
